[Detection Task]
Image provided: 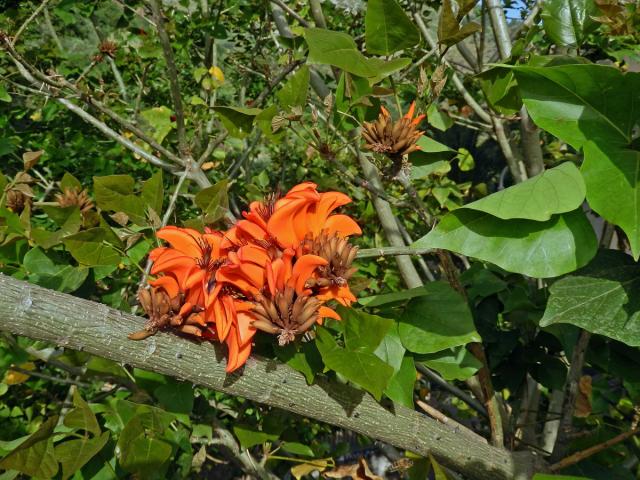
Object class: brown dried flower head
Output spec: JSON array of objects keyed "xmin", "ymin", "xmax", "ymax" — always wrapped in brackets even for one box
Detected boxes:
[
  {"xmin": 55, "ymin": 187, "xmax": 94, "ymax": 213},
  {"xmin": 98, "ymin": 40, "xmax": 118, "ymax": 58},
  {"xmin": 251, "ymin": 287, "xmax": 322, "ymax": 346},
  {"xmin": 302, "ymin": 231, "xmax": 358, "ymax": 289},
  {"xmin": 6, "ymin": 189, "xmax": 32, "ymax": 214},
  {"xmin": 361, "ymin": 102, "xmax": 425, "ymax": 159},
  {"xmin": 129, "ymin": 287, "xmax": 204, "ymax": 340}
]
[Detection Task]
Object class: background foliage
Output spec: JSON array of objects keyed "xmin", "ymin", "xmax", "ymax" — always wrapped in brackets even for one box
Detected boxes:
[{"xmin": 0, "ymin": 0, "xmax": 639, "ymax": 478}]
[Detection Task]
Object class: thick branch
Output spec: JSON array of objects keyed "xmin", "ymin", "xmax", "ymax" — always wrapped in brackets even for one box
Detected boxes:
[{"xmin": 0, "ymin": 274, "xmax": 539, "ymax": 480}]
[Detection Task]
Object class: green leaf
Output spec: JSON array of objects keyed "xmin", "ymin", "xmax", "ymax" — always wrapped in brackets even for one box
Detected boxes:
[
  {"xmin": 365, "ymin": 0, "xmax": 420, "ymax": 55},
  {"xmin": 373, "ymin": 325, "xmax": 406, "ymax": 373},
  {"xmin": 94, "ymin": 175, "xmax": 135, "ymax": 208},
  {"xmin": 194, "ymin": 180, "xmax": 229, "ymax": 223},
  {"xmin": 384, "ymin": 356, "xmax": 416, "ymax": 407},
  {"xmin": 463, "ymin": 162, "xmax": 585, "ymax": 221},
  {"xmin": 141, "ymin": 170, "xmax": 164, "ymax": 216},
  {"xmin": 413, "ymin": 208, "xmax": 597, "ymax": 278},
  {"xmin": 305, "ymin": 28, "xmax": 375, "ymax": 77},
  {"xmin": 117, "ymin": 414, "xmax": 173, "ymax": 473},
  {"xmin": 55, "ymin": 432, "xmax": 109, "ymax": 480},
  {"xmin": 0, "ymin": 416, "xmax": 59, "ymax": 478},
  {"xmin": 533, "ymin": 475, "xmax": 591, "ymax": 480},
  {"xmin": 426, "ymin": 103, "xmax": 453, "ymax": 131},
  {"xmin": 65, "ymin": 389, "xmax": 101, "ymax": 435},
  {"xmin": 277, "ymin": 65, "xmax": 310, "ymax": 109},
  {"xmin": 582, "ymin": 143, "xmax": 640, "ymax": 259},
  {"xmin": 140, "ymin": 106, "xmax": 174, "ymax": 144},
  {"xmin": 0, "ymin": 84, "xmax": 11, "ymax": 103},
  {"xmin": 359, "ymin": 285, "xmax": 437, "ymax": 307},
  {"xmin": 315, "ymin": 327, "xmax": 394, "ymax": 401},
  {"xmin": 64, "ymin": 227, "xmax": 122, "ymax": 266},
  {"xmin": 282, "ymin": 442, "xmax": 314, "ymax": 457},
  {"xmin": 398, "ymin": 282, "xmax": 481, "ymax": 354},
  {"xmin": 23, "ymin": 247, "xmax": 88, "ymax": 292},
  {"xmin": 429, "ymin": 454, "xmax": 449, "ymax": 480},
  {"xmin": 438, "ymin": 0, "xmax": 459, "ymax": 45},
  {"xmin": 511, "ymin": 65, "xmax": 639, "ymax": 149},
  {"xmin": 341, "ymin": 307, "xmax": 394, "ymax": 353},
  {"xmin": 419, "ymin": 347, "xmax": 482, "ymax": 381},
  {"xmin": 478, "ymin": 68, "xmax": 522, "ymax": 114},
  {"xmin": 541, "ymin": 0, "xmax": 599, "ymax": 47},
  {"xmin": 154, "ymin": 379, "xmax": 194, "ymax": 414},
  {"xmin": 539, "ymin": 250, "xmax": 640, "ymax": 346},
  {"xmin": 233, "ymin": 425, "xmax": 279, "ymax": 449},
  {"xmin": 276, "ymin": 342, "xmax": 323, "ymax": 384},
  {"xmin": 60, "ymin": 172, "xmax": 82, "ymax": 192},
  {"xmin": 214, "ymin": 106, "xmax": 261, "ymax": 138}
]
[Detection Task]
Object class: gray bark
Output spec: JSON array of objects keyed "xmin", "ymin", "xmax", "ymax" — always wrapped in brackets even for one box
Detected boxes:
[{"xmin": 0, "ymin": 274, "xmax": 541, "ymax": 480}]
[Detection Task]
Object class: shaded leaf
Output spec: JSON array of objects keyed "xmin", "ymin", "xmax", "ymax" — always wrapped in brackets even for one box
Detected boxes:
[
  {"xmin": 291, "ymin": 458, "xmax": 332, "ymax": 480},
  {"xmin": 55, "ymin": 432, "xmax": 109, "ymax": 480},
  {"xmin": 0, "ymin": 416, "xmax": 59, "ymax": 478},
  {"xmin": 214, "ymin": 106, "xmax": 261, "ymax": 138},
  {"xmin": 65, "ymin": 389, "xmax": 101, "ymax": 435},
  {"xmin": 419, "ymin": 347, "xmax": 482, "ymax": 381},
  {"xmin": 277, "ymin": 65, "xmax": 310, "ymax": 109},
  {"xmin": 194, "ymin": 180, "xmax": 229, "ymax": 223},
  {"xmin": 316, "ymin": 327, "xmax": 394, "ymax": 401},
  {"xmin": 233, "ymin": 425, "xmax": 278, "ymax": 449},
  {"xmin": 398, "ymin": 282, "xmax": 481, "ymax": 354},
  {"xmin": 141, "ymin": 170, "xmax": 163, "ymax": 216},
  {"xmin": 154, "ymin": 379, "xmax": 194, "ymax": 414},
  {"xmin": 539, "ymin": 250, "xmax": 640, "ymax": 346},
  {"xmin": 140, "ymin": 106, "xmax": 174, "ymax": 144},
  {"xmin": 64, "ymin": 227, "xmax": 122, "ymax": 266}
]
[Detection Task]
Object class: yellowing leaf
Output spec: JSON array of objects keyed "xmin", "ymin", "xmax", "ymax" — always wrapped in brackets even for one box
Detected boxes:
[
  {"xmin": 4, "ymin": 362, "xmax": 35, "ymax": 385},
  {"xmin": 209, "ymin": 65, "xmax": 225, "ymax": 86},
  {"xmin": 290, "ymin": 458, "xmax": 332, "ymax": 480}
]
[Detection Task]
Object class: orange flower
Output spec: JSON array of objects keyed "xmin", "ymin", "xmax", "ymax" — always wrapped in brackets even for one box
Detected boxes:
[
  {"xmin": 267, "ymin": 182, "xmax": 361, "ymax": 249},
  {"xmin": 136, "ymin": 182, "xmax": 361, "ymax": 374}
]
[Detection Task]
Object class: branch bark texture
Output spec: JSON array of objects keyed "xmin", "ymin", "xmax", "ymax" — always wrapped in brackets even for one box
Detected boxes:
[{"xmin": 0, "ymin": 274, "xmax": 539, "ymax": 480}]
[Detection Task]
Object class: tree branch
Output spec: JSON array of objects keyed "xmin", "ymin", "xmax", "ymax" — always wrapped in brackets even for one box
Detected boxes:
[{"xmin": 0, "ymin": 274, "xmax": 540, "ymax": 480}]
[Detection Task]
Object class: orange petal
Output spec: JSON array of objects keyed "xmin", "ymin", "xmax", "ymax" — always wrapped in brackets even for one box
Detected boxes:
[
  {"xmin": 411, "ymin": 114, "xmax": 426, "ymax": 126},
  {"xmin": 285, "ymin": 182, "xmax": 319, "ymax": 199},
  {"xmin": 157, "ymin": 226, "xmax": 203, "ymax": 258},
  {"xmin": 290, "ymin": 254, "xmax": 327, "ymax": 294},
  {"xmin": 238, "ymin": 244, "xmax": 270, "ymax": 267},
  {"xmin": 404, "ymin": 101, "xmax": 416, "ymax": 120},
  {"xmin": 178, "ymin": 302, "xmax": 193, "ymax": 318},
  {"xmin": 380, "ymin": 106, "xmax": 390, "ymax": 117},
  {"xmin": 319, "ymin": 305, "xmax": 341, "ymax": 321},
  {"xmin": 225, "ymin": 328, "xmax": 252, "ymax": 373},
  {"xmin": 236, "ymin": 311, "xmax": 257, "ymax": 346},
  {"xmin": 237, "ymin": 219, "xmax": 268, "ymax": 242},
  {"xmin": 149, "ymin": 275, "xmax": 180, "ymax": 298},
  {"xmin": 213, "ymin": 298, "xmax": 232, "ymax": 341},
  {"xmin": 324, "ymin": 214, "xmax": 362, "ymax": 237}
]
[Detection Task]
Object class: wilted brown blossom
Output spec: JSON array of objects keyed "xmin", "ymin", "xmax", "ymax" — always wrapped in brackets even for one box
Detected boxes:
[
  {"xmin": 55, "ymin": 187, "xmax": 94, "ymax": 213},
  {"xmin": 5, "ymin": 188, "xmax": 32, "ymax": 214},
  {"xmin": 361, "ymin": 102, "xmax": 425, "ymax": 159}
]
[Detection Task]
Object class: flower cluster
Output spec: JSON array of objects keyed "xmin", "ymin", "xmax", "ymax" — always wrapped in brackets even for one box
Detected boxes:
[{"xmin": 132, "ymin": 182, "xmax": 361, "ymax": 372}]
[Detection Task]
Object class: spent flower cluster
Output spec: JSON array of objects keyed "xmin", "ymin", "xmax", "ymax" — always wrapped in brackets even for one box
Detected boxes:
[{"xmin": 132, "ymin": 182, "xmax": 361, "ymax": 372}]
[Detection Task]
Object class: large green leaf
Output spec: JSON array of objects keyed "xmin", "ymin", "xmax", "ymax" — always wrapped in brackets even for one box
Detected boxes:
[
  {"xmin": 365, "ymin": 0, "xmax": 420, "ymax": 55},
  {"xmin": 140, "ymin": 106, "xmax": 174, "ymax": 144},
  {"xmin": 305, "ymin": 28, "xmax": 375, "ymax": 77},
  {"xmin": 582, "ymin": 143, "xmax": 640, "ymax": 259},
  {"xmin": 55, "ymin": 432, "xmax": 109, "ymax": 480},
  {"xmin": 512, "ymin": 65, "xmax": 639, "ymax": 149},
  {"xmin": 64, "ymin": 227, "xmax": 123, "ymax": 266},
  {"xmin": 233, "ymin": 425, "xmax": 279, "ymax": 449},
  {"xmin": 304, "ymin": 28, "xmax": 410, "ymax": 82},
  {"xmin": 373, "ymin": 325, "xmax": 406, "ymax": 373},
  {"xmin": 154, "ymin": 379, "xmax": 194, "ymax": 414},
  {"xmin": 277, "ymin": 65, "xmax": 310, "ymax": 109},
  {"xmin": 464, "ymin": 162, "xmax": 585, "ymax": 221},
  {"xmin": 398, "ymin": 282, "xmax": 481, "ymax": 354},
  {"xmin": 541, "ymin": 0, "xmax": 599, "ymax": 47},
  {"xmin": 0, "ymin": 416, "xmax": 59, "ymax": 478},
  {"xmin": 141, "ymin": 170, "xmax": 164, "ymax": 216},
  {"xmin": 413, "ymin": 208, "xmax": 597, "ymax": 278},
  {"xmin": 341, "ymin": 307, "xmax": 394, "ymax": 353},
  {"xmin": 93, "ymin": 175, "xmax": 146, "ymax": 224},
  {"xmin": 315, "ymin": 327, "xmax": 394, "ymax": 401},
  {"xmin": 540, "ymin": 250, "xmax": 640, "ymax": 346}
]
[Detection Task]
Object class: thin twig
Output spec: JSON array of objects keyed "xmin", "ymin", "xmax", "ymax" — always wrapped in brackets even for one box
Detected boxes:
[
  {"xmin": 550, "ymin": 428, "xmax": 639, "ymax": 472},
  {"xmin": 12, "ymin": 0, "xmax": 54, "ymax": 45},
  {"xmin": 149, "ymin": 0, "xmax": 189, "ymax": 157},
  {"xmin": 269, "ymin": 0, "xmax": 310, "ymax": 27},
  {"xmin": 357, "ymin": 246, "xmax": 434, "ymax": 258},
  {"xmin": 8, "ymin": 366, "xmax": 92, "ymax": 388}
]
